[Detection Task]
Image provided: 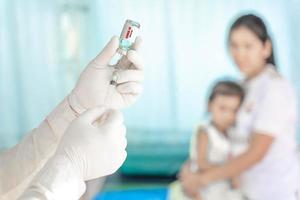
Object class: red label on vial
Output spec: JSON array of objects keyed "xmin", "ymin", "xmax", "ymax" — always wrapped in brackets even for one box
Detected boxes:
[{"xmin": 125, "ymin": 26, "xmax": 132, "ymax": 39}]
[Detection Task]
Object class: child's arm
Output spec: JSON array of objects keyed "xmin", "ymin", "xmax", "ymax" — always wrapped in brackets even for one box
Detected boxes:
[
  {"xmin": 228, "ymin": 154, "xmax": 240, "ymax": 189},
  {"xmin": 197, "ymin": 130, "xmax": 240, "ymax": 188},
  {"xmin": 196, "ymin": 128, "xmax": 214, "ymax": 171},
  {"xmin": 228, "ymin": 153, "xmax": 240, "ymax": 189},
  {"xmin": 231, "ymin": 176, "xmax": 240, "ymax": 189}
]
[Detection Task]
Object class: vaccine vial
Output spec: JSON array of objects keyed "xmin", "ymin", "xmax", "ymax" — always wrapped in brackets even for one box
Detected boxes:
[
  {"xmin": 117, "ymin": 19, "xmax": 141, "ymax": 55},
  {"xmin": 110, "ymin": 19, "xmax": 140, "ymax": 85}
]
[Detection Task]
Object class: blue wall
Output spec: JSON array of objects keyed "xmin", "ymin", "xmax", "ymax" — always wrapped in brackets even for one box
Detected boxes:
[{"xmin": 1, "ymin": 0, "xmax": 300, "ymax": 149}]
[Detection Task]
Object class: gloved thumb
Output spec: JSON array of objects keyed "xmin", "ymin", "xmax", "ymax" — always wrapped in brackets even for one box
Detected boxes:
[
  {"xmin": 102, "ymin": 109, "xmax": 124, "ymax": 127},
  {"xmin": 132, "ymin": 36, "xmax": 142, "ymax": 52},
  {"xmin": 79, "ymin": 106, "xmax": 107, "ymax": 124},
  {"xmin": 89, "ymin": 36, "xmax": 119, "ymax": 67}
]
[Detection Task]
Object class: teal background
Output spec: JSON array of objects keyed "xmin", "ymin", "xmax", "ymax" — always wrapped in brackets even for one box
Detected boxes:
[{"xmin": 1, "ymin": 0, "xmax": 300, "ymax": 174}]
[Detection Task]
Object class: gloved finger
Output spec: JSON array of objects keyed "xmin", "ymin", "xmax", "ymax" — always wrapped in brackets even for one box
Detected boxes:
[
  {"xmin": 115, "ymin": 150, "xmax": 127, "ymax": 167},
  {"xmin": 119, "ymin": 124, "xmax": 127, "ymax": 137},
  {"xmin": 103, "ymin": 109, "xmax": 124, "ymax": 126},
  {"xmin": 118, "ymin": 137, "xmax": 127, "ymax": 151},
  {"xmin": 122, "ymin": 94, "xmax": 138, "ymax": 107},
  {"xmin": 116, "ymin": 70, "xmax": 144, "ymax": 84},
  {"xmin": 126, "ymin": 50, "xmax": 143, "ymax": 70},
  {"xmin": 121, "ymin": 136, "xmax": 127, "ymax": 149},
  {"xmin": 115, "ymin": 37, "xmax": 143, "ymax": 69},
  {"xmin": 120, "ymin": 150, "xmax": 127, "ymax": 164},
  {"xmin": 117, "ymin": 82, "xmax": 143, "ymax": 94},
  {"xmin": 110, "ymin": 133, "xmax": 127, "ymax": 150},
  {"xmin": 132, "ymin": 36, "xmax": 142, "ymax": 52},
  {"xmin": 89, "ymin": 36, "xmax": 119, "ymax": 67},
  {"xmin": 116, "ymin": 49, "xmax": 143, "ymax": 70},
  {"xmin": 106, "ymin": 150, "xmax": 127, "ymax": 175},
  {"xmin": 116, "ymin": 53, "xmax": 131, "ymax": 69},
  {"xmin": 108, "ymin": 125, "xmax": 126, "ymax": 141},
  {"xmin": 79, "ymin": 106, "xmax": 107, "ymax": 124}
]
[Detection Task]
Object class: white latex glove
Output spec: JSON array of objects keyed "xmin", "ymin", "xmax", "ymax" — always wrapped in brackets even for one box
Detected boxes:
[
  {"xmin": 0, "ymin": 98, "xmax": 77, "ymax": 200},
  {"xmin": 19, "ymin": 107, "xmax": 127, "ymax": 200},
  {"xmin": 69, "ymin": 36, "xmax": 144, "ymax": 114},
  {"xmin": 0, "ymin": 36, "xmax": 142, "ymax": 200},
  {"xmin": 57, "ymin": 106, "xmax": 127, "ymax": 180}
]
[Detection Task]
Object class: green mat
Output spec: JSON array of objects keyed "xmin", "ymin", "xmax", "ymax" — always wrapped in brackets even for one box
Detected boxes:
[{"xmin": 121, "ymin": 127, "xmax": 190, "ymax": 176}]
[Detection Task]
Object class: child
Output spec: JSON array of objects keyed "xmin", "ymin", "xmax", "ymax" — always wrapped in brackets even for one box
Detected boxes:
[{"xmin": 168, "ymin": 80, "xmax": 245, "ymax": 200}]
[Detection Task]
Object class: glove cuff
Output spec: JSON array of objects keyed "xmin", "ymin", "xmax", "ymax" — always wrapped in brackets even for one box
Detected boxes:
[
  {"xmin": 68, "ymin": 92, "xmax": 88, "ymax": 115},
  {"xmin": 46, "ymin": 97, "xmax": 78, "ymax": 140},
  {"xmin": 19, "ymin": 155, "xmax": 86, "ymax": 199}
]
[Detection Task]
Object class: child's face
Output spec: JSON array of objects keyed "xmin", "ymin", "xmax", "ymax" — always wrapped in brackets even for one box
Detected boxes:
[{"xmin": 209, "ymin": 95, "xmax": 241, "ymax": 132}]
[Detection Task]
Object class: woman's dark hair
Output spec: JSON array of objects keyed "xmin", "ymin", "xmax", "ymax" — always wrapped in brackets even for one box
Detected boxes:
[
  {"xmin": 208, "ymin": 80, "xmax": 245, "ymax": 104},
  {"xmin": 228, "ymin": 14, "xmax": 276, "ymax": 66}
]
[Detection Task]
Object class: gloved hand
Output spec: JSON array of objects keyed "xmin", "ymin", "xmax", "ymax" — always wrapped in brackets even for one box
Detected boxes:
[
  {"xmin": 1, "ymin": 36, "xmax": 142, "ymax": 200},
  {"xmin": 69, "ymin": 36, "xmax": 144, "ymax": 114},
  {"xmin": 57, "ymin": 106, "xmax": 127, "ymax": 180},
  {"xmin": 19, "ymin": 107, "xmax": 127, "ymax": 200}
]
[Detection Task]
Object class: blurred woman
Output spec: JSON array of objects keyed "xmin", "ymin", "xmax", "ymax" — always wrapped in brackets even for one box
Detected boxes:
[{"xmin": 180, "ymin": 14, "xmax": 300, "ymax": 200}]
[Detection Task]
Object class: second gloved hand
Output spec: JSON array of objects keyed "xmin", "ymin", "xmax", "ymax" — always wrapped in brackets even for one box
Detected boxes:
[
  {"xmin": 69, "ymin": 36, "xmax": 144, "ymax": 114},
  {"xmin": 56, "ymin": 106, "xmax": 127, "ymax": 180},
  {"xmin": 18, "ymin": 107, "xmax": 127, "ymax": 200}
]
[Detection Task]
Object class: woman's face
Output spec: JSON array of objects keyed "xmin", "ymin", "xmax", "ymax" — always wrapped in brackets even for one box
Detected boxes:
[{"xmin": 229, "ymin": 26, "xmax": 272, "ymax": 79}]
